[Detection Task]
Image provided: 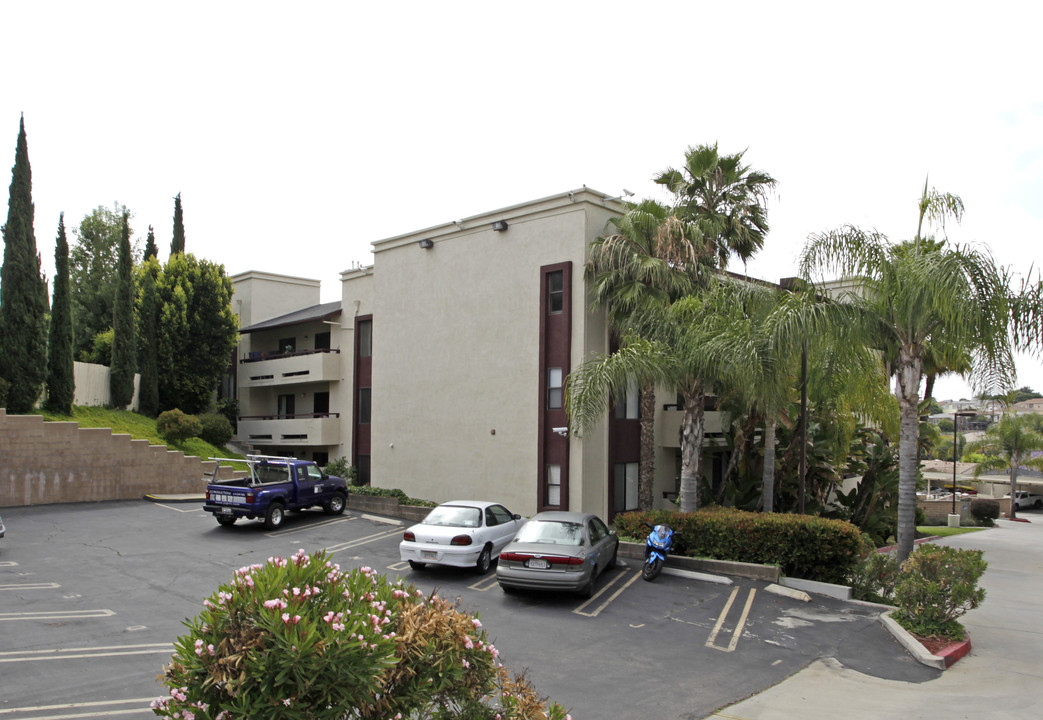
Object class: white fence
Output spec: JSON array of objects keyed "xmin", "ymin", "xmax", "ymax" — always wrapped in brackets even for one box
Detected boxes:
[{"xmin": 72, "ymin": 361, "xmax": 140, "ymax": 411}]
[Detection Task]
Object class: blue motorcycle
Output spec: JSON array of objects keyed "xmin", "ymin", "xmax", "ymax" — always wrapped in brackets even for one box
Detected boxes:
[{"xmin": 641, "ymin": 522, "xmax": 674, "ymax": 581}]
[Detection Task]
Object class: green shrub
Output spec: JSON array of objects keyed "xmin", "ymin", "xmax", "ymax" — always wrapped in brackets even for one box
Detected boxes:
[
  {"xmin": 892, "ymin": 544, "xmax": 987, "ymax": 639},
  {"xmin": 349, "ymin": 484, "xmax": 438, "ymax": 508},
  {"xmin": 614, "ymin": 508, "xmax": 869, "ymax": 584},
  {"xmin": 156, "ymin": 409, "xmax": 202, "ymax": 447},
  {"xmin": 197, "ymin": 413, "xmax": 233, "ymax": 447},
  {"xmin": 323, "ymin": 456, "xmax": 360, "ymax": 485},
  {"xmin": 216, "ymin": 397, "xmax": 238, "ymax": 433},
  {"xmin": 969, "ymin": 498, "xmax": 1000, "ymax": 527},
  {"xmin": 0, "ymin": 377, "xmax": 9, "ymax": 407},
  {"xmin": 849, "ymin": 549, "xmax": 899, "ymax": 603},
  {"xmin": 151, "ymin": 549, "xmax": 570, "ymax": 720}
]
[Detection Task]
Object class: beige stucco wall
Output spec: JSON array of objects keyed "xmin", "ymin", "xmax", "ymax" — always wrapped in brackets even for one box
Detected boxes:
[
  {"xmin": 231, "ymin": 271, "xmax": 321, "ymax": 329},
  {"xmin": 367, "ymin": 191, "xmax": 618, "ymax": 517}
]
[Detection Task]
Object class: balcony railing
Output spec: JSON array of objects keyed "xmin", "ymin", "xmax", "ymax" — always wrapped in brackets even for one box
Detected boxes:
[
  {"xmin": 238, "ymin": 413, "xmax": 341, "ymax": 446},
  {"xmin": 239, "ymin": 348, "xmax": 341, "ymax": 387}
]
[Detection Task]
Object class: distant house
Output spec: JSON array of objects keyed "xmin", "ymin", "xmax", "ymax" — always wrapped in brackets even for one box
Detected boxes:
[{"xmin": 1013, "ymin": 397, "xmax": 1043, "ymax": 415}]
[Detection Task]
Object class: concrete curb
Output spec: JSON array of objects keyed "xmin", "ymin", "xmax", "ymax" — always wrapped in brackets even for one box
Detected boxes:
[
  {"xmin": 879, "ymin": 610, "xmax": 971, "ymax": 669},
  {"xmin": 143, "ymin": 493, "xmax": 205, "ymax": 504},
  {"xmin": 617, "ymin": 541, "xmax": 780, "ymax": 582},
  {"xmin": 766, "ymin": 583, "xmax": 811, "ymax": 602}
]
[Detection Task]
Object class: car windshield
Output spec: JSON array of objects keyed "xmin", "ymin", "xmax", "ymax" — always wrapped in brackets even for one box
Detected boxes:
[
  {"xmin": 515, "ymin": 520, "xmax": 584, "ymax": 546},
  {"xmin": 423, "ymin": 506, "xmax": 481, "ymax": 528}
]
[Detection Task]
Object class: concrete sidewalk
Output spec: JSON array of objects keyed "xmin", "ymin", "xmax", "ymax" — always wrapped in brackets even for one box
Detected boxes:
[{"xmin": 705, "ymin": 517, "xmax": 1043, "ymax": 719}]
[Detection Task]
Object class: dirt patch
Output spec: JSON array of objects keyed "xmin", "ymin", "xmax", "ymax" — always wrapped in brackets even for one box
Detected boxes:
[{"xmin": 913, "ymin": 633, "xmax": 962, "ymax": 655}]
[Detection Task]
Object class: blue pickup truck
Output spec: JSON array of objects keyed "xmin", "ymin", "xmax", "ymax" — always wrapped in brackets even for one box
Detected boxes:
[{"xmin": 203, "ymin": 455, "xmax": 348, "ymax": 529}]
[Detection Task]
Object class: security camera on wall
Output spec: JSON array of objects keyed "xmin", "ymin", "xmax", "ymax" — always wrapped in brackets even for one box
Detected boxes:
[{"xmin": 552, "ymin": 427, "xmax": 569, "ymax": 437}]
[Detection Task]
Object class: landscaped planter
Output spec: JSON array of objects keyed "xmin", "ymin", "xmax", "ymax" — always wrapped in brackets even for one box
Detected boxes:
[
  {"xmin": 345, "ymin": 493, "xmax": 430, "ymax": 523},
  {"xmin": 617, "ymin": 541, "xmax": 780, "ymax": 582}
]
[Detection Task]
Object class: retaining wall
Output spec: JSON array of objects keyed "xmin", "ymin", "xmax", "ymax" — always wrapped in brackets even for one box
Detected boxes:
[{"xmin": 0, "ymin": 408, "xmax": 216, "ymax": 507}]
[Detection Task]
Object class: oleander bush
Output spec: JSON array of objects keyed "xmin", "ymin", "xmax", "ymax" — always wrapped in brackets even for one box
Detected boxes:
[
  {"xmin": 152, "ymin": 549, "xmax": 570, "ymax": 720},
  {"xmin": 849, "ymin": 549, "xmax": 899, "ymax": 603},
  {"xmin": 891, "ymin": 544, "xmax": 987, "ymax": 640},
  {"xmin": 323, "ymin": 456, "xmax": 360, "ymax": 486},
  {"xmin": 614, "ymin": 508, "xmax": 869, "ymax": 584}
]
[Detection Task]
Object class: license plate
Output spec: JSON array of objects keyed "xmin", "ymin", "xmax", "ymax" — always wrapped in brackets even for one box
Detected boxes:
[
  {"xmin": 218, "ymin": 508, "xmax": 233, "ymax": 515},
  {"xmin": 526, "ymin": 559, "xmax": 549, "ymax": 569},
  {"xmin": 422, "ymin": 551, "xmax": 437, "ymax": 560}
]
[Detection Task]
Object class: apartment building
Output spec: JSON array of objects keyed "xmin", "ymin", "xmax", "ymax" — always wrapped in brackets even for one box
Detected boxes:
[{"xmin": 231, "ymin": 189, "xmax": 725, "ymax": 519}]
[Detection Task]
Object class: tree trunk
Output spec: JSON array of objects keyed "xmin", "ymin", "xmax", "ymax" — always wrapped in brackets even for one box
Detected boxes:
[
  {"xmin": 679, "ymin": 384, "xmax": 706, "ymax": 514},
  {"xmin": 638, "ymin": 383, "xmax": 656, "ymax": 511},
  {"xmin": 895, "ymin": 353, "xmax": 924, "ymax": 565},
  {"xmin": 1009, "ymin": 455, "xmax": 1020, "ymax": 521},
  {"xmin": 761, "ymin": 415, "xmax": 778, "ymax": 513}
]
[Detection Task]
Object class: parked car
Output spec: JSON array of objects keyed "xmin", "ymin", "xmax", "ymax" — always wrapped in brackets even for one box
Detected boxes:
[
  {"xmin": 1007, "ymin": 490, "xmax": 1043, "ymax": 510},
  {"xmin": 0, "ymin": 513, "xmax": 5, "ymax": 539},
  {"xmin": 400, "ymin": 501, "xmax": 524, "ymax": 573},
  {"xmin": 496, "ymin": 511, "xmax": 618, "ymax": 598}
]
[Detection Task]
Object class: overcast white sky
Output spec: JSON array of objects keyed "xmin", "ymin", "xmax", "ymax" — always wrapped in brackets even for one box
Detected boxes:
[{"xmin": 3, "ymin": 1, "xmax": 1041, "ymax": 401}]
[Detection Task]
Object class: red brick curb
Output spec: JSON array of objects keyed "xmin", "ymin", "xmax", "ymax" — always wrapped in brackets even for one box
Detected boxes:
[{"xmin": 936, "ymin": 637, "xmax": 972, "ymax": 668}]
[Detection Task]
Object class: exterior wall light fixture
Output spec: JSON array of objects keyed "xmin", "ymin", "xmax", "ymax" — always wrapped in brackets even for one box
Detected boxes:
[
  {"xmin": 492, "ymin": 220, "xmax": 509, "ymax": 232},
  {"xmin": 418, "ymin": 238, "xmax": 434, "ymax": 249}
]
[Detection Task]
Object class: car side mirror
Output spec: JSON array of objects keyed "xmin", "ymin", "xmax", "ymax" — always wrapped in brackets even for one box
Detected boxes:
[{"xmin": 513, "ymin": 513, "xmax": 521, "ymax": 520}]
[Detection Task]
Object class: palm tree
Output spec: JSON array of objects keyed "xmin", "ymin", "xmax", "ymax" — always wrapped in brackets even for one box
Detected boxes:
[
  {"xmin": 969, "ymin": 413, "xmax": 1043, "ymax": 520},
  {"xmin": 800, "ymin": 182, "xmax": 1019, "ymax": 563},
  {"xmin": 584, "ymin": 200, "xmax": 709, "ymax": 510},
  {"xmin": 567, "ymin": 279, "xmax": 750, "ymax": 513},
  {"xmin": 654, "ymin": 142, "xmax": 777, "ymax": 270}
]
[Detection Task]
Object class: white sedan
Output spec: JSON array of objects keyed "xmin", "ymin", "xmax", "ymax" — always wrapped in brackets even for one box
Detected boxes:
[{"xmin": 399, "ymin": 501, "xmax": 524, "ymax": 573}]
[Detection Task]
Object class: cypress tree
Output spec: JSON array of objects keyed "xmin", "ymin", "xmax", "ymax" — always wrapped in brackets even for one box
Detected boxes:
[
  {"xmin": 0, "ymin": 115, "xmax": 48, "ymax": 413},
  {"xmin": 170, "ymin": 192, "xmax": 185, "ymax": 255},
  {"xmin": 136, "ymin": 256, "xmax": 160, "ymax": 417},
  {"xmin": 44, "ymin": 213, "xmax": 74, "ymax": 414},
  {"xmin": 144, "ymin": 224, "xmax": 158, "ymax": 261},
  {"xmin": 109, "ymin": 211, "xmax": 136, "ymax": 408}
]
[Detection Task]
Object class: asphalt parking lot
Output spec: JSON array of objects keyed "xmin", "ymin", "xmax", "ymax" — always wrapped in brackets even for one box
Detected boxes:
[{"xmin": 0, "ymin": 501, "xmax": 938, "ymax": 720}]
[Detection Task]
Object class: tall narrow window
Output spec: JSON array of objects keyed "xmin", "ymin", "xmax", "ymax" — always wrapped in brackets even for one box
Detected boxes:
[
  {"xmin": 546, "ymin": 464, "xmax": 561, "ymax": 506},
  {"xmin": 358, "ymin": 319, "xmax": 372, "ymax": 357},
  {"xmin": 614, "ymin": 379, "xmax": 640, "ymax": 419},
  {"xmin": 613, "ymin": 462, "xmax": 639, "ymax": 514},
  {"xmin": 547, "ymin": 271, "xmax": 564, "ymax": 313},
  {"xmin": 547, "ymin": 367, "xmax": 563, "ymax": 409},
  {"xmin": 277, "ymin": 394, "xmax": 295, "ymax": 418},
  {"xmin": 358, "ymin": 387, "xmax": 371, "ymax": 424}
]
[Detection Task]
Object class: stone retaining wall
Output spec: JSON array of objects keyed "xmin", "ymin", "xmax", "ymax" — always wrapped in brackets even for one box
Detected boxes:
[{"xmin": 0, "ymin": 409, "xmax": 218, "ymax": 507}]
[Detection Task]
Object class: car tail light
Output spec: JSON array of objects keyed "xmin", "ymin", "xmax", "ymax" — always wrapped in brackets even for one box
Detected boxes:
[
  {"xmin": 548, "ymin": 556, "xmax": 585, "ymax": 566},
  {"xmin": 403, "ymin": 531, "xmax": 416, "ymax": 542},
  {"xmin": 450, "ymin": 535, "xmax": 473, "ymax": 546},
  {"xmin": 499, "ymin": 552, "xmax": 524, "ymax": 562},
  {"xmin": 205, "ymin": 490, "xmax": 211, "ymax": 500},
  {"xmin": 498, "ymin": 553, "xmax": 582, "ymax": 565},
  {"xmin": 245, "ymin": 492, "xmax": 254, "ymax": 503}
]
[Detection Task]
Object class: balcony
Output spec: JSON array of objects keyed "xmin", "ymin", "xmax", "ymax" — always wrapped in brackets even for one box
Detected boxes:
[
  {"xmin": 238, "ymin": 413, "xmax": 341, "ymax": 446},
  {"xmin": 240, "ymin": 348, "xmax": 341, "ymax": 388},
  {"xmin": 655, "ymin": 409, "xmax": 726, "ymax": 448}
]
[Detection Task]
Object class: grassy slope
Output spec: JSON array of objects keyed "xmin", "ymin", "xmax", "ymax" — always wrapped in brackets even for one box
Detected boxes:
[{"xmin": 35, "ymin": 406, "xmax": 243, "ymax": 462}]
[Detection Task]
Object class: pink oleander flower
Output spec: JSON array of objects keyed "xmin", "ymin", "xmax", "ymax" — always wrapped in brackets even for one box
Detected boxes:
[
  {"xmin": 283, "ymin": 698, "xmax": 291, "ymax": 706},
  {"xmin": 472, "ymin": 618, "xmax": 482, "ymax": 628}
]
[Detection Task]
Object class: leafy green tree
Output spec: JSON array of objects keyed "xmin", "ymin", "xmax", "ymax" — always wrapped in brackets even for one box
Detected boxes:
[
  {"xmin": 584, "ymin": 199, "xmax": 707, "ymax": 509},
  {"xmin": 70, "ymin": 203, "xmax": 136, "ymax": 360},
  {"xmin": 968, "ymin": 413, "xmax": 1043, "ymax": 520},
  {"xmin": 568, "ymin": 279, "xmax": 752, "ymax": 513},
  {"xmin": 44, "ymin": 213, "xmax": 75, "ymax": 414},
  {"xmin": 135, "ymin": 256, "xmax": 161, "ymax": 417},
  {"xmin": 143, "ymin": 224, "xmax": 158, "ymax": 261},
  {"xmin": 155, "ymin": 253, "xmax": 238, "ymax": 413},
  {"xmin": 169, "ymin": 192, "xmax": 185, "ymax": 255},
  {"xmin": 800, "ymin": 181, "xmax": 1023, "ymax": 563},
  {"xmin": 0, "ymin": 116, "xmax": 48, "ymax": 413},
  {"xmin": 109, "ymin": 211, "xmax": 136, "ymax": 408},
  {"xmin": 654, "ymin": 142, "xmax": 777, "ymax": 269}
]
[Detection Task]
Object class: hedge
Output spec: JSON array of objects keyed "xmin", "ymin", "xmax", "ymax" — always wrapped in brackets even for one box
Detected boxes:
[{"xmin": 614, "ymin": 508, "xmax": 869, "ymax": 584}]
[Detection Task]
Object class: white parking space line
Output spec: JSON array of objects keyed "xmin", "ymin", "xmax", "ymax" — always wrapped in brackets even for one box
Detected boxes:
[
  {"xmin": 705, "ymin": 587, "xmax": 757, "ymax": 652},
  {"xmin": 0, "ymin": 582, "xmax": 60, "ymax": 591},
  {"xmin": 387, "ymin": 561, "xmax": 411, "ymax": 572},
  {"xmin": 266, "ymin": 516, "xmax": 353, "ymax": 537},
  {"xmin": 151, "ymin": 503, "xmax": 206, "ymax": 513},
  {"xmin": 361, "ymin": 514, "xmax": 402, "ymax": 526},
  {"xmin": 325, "ymin": 527, "xmax": 402, "ymax": 554},
  {"xmin": 0, "ymin": 609, "xmax": 116, "ymax": 622},
  {"xmin": 0, "ymin": 643, "xmax": 173, "ymax": 663},
  {"xmin": 0, "ymin": 561, "xmax": 18, "ymax": 567},
  {"xmin": 574, "ymin": 569, "xmax": 641, "ymax": 617},
  {"xmin": 0, "ymin": 697, "xmax": 157, "ymax": 718}
]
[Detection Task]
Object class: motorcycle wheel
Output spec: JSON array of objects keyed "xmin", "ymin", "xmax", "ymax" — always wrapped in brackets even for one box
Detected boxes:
[{"xmin": 642, "ymin": 557, "xmax": 663, "ymax": 581}]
